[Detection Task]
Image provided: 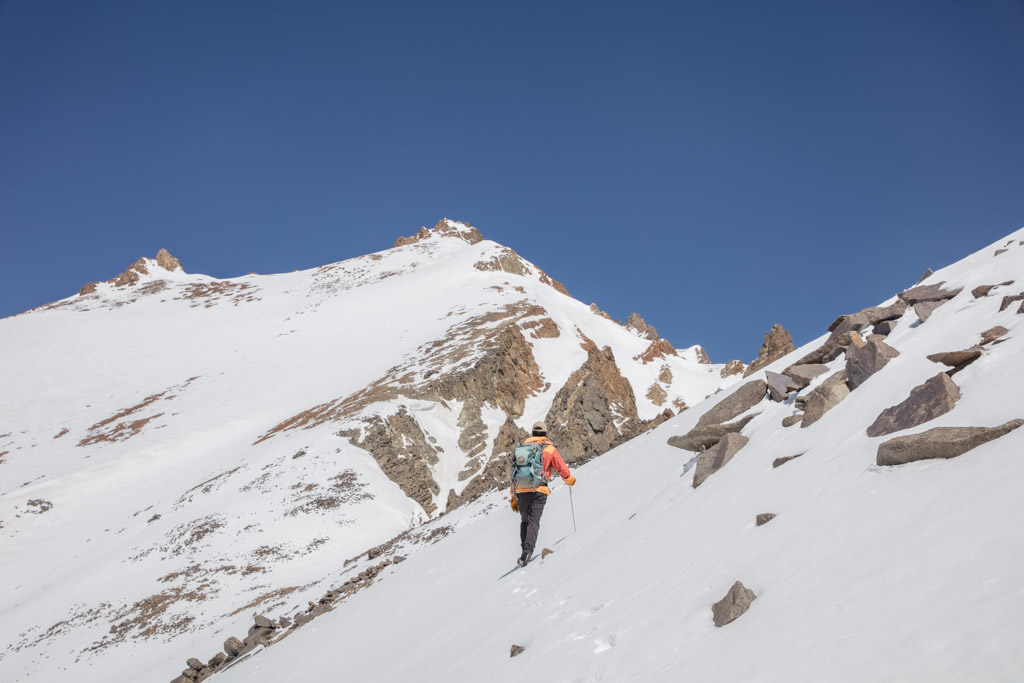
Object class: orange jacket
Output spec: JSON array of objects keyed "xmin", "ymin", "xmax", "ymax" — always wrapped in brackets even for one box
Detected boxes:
[{"xmin": 511, "ymin": 436, "xmax": 572, "ymax": 496}]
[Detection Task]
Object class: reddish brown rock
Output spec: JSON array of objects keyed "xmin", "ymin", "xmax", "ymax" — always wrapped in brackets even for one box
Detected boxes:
[
  {"xmin": 744, "ymin": 324, "xmax": 796, "ymax": 376},
  {"xmin": 625, "ymin": 312, "xmax": 659, "ymax": 341},
  {"xmin": 979, "ymin": 326, "xmax": 1009, "ymax": 345},
  {"xmin": 394, "ymin": 219, "xmax": 484, "ymax": 247},
  {"xmin": 720, "ymin": 360, "xmax": 744, "ymax": 378},
  {"xmin": 634, "ymin": 338, "xmax": 678, "ymax": 364}
]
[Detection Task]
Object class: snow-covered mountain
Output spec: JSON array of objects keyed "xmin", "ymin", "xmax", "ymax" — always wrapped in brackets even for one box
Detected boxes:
[
  {"xmin": 0, "ymin": 220, "xmax": 739, "ymax": 682},
  {"xmin": 197, "ymin": 227, "xmax": 1020, "ymax": 682}
]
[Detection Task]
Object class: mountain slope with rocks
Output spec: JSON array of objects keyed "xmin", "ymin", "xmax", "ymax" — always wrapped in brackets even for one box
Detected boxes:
[
  {"xmin": 199, "ymin": 226, "xmax": 1024, "ymax": 683},
  {"xmin": 0, "ymin": 220, "xmax": 736, "ymax": 682}
]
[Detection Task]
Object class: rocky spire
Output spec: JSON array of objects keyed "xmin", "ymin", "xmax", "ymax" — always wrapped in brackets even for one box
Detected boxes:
[
  {"xmin": 393, "ymin": 219, "xmax": 484, "ymax": 248},
  {"xmin": 744, "ymin": 324, "xmax": 795, "ymax": 377}
]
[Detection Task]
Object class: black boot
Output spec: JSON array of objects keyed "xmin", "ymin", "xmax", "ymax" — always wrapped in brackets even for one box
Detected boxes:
[{"xmin": 518, "ymin": 550, "xmax": 532, "ymax": 567}]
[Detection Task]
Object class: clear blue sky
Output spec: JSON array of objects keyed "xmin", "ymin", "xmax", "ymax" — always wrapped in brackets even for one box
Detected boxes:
[{"xmin": 2, "ymin": 1, "xmax": 1023, "ymax": 362}]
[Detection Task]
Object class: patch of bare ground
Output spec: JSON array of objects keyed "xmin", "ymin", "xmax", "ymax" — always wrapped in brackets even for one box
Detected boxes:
[
  {"xmin": 53, "ymin": 427, "xmax": 69, "ymax": 439},
  {"xmin": 100, "ymin": 582, "xmax": 214, "ymax": 645},
  {"xmin": 228, "ymin": 586, "xmax": 303, "ymax": 617},
  {"xmin": 522, "ymin": 317, "xmax": 560, "ymax": 338},
  {"xmin": 26, "ymin": 499, "xmax": 53, "ymax": 514},
  {"xmin": 167, "ymin": 515, "xmax": 226, "ymax": 553},
  {"xmin": 177, "ymin": 281, "xmax": 260, "ymax": 308},
  {"xmin": 286, "ymin": 470, "xmax": 374, "ymax": 516},
  {"xmin": 78, "ymin": 376, "xmax": 200, "ymax": 447},
  {"xmin": 176, "ymin": 466, "xmax": 241, "ymax": 507},
  {"xmin": 8, "ymin": 602, "xmax": 112, "ymax": 655}
]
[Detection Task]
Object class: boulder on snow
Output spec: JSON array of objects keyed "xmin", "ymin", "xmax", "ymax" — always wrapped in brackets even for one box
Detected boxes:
[
  {"xmin": 695, "ymin": 380, "xmax": 767, "ymax": 428},
  {"xmin": 765, "ymin": 372, "xmax": 791, "ymax": 402},
  {"xmin": 914, "ymin": 300, "xmax": 946, "ymax": 323},
  {"xmin": 866, "ymin": 372, "xmax": 961, "ymax": 438},
  {"xmin": 744, "ymin": 324, "xmax": 795, "ymax": 377},
  {"xmin": 979, "ymin": 326, "xmax": 1009, "ymax": 345},
  {"xmin": 692, "ymin": 433, "xmax": 749, "ymax": 488},
  {"xmin": 801, "ymin": 371, "xmax": 851, "ymax": 428},
  {"xmin": 712, "ymin": 581, "xmax": 757, "ymax": 627},
  {"xmin": 667, "ymin": 415, "xmax": 755, "ymax": 452},
  {"xmin": 223, "ymin": 636, "xmax": 244, "ymax": 658},
  {"xmin": 877, "ymin": 420, "xmax": 1024, "ymax": 466},
  {"xmin": 781, "ymin": 414, "xmax": 803, "ymax": 428},
  {"xmin": 510, "ymin": 644, "xmax": 526, "ymax": 658},
  {"xmin": 872, "ymin": 319, "xmax": 897, "ymax": 336},
  {"xmin": 793, "ymin": 331, "xmax": 866, "ymax": 366},
  {"xmin": 897, "ymin": 282, "xmax": 963, "ymax": 305},
  {"xmin": 926, "ymin": 346, "xmax": 982, "ymax": 369},
  {"xmin": 253, "ymin": 614, "xmax": 275, "ymax": 629},
  {"xmin": 187, "ymin": 658, "xmax": 204, "ymax": 671},
  {"xmin": 998, "ymin": 292, "xmax": 1024, "ymax": 312},
  {"xmin": 772, "ymin": 453, "xmax": 803, "ymax": 468},
  {"xmin": 783, "ymin": 363, "xmax": 829, "ymax": 390},
  {"xmin": 845, "ymin": 339, "xmax": 900, "ymax": 390},
  {"xmin": 755, "ymin": 513, "xmax": 776, "ymax": 526}
]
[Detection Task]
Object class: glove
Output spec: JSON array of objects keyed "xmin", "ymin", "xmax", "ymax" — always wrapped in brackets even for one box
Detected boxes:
[
  {"xmin": 510, "ymin": 497, "xmax": 519, "ymax": 512},
  {"xmin": 565, "ymin": 476, "xmax": 576, "ymax": 486}
]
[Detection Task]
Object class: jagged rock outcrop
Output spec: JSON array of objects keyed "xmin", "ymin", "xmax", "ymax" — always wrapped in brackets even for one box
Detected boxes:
[
  {"xmin": 545, "ymin": 346, "xmax": 639, "ymax": 464},
  {"xmin": 625, "ymin": 312, "xmax": 659, "ymax": 341},
  {"xmin": 589, "ymin": 303, "xmax": 612, "ymax": 320},
  {"xmin": 801, "ymin": 371, "xmax": 851, "ymax": 428},
  {"xmin": 877, "ymin": 420, "xmax": 1024, "ymax": 466},
  {"xmin": 845, "ymin": 339, "xmax": 900, "ymax": 390},
  {"xmin": 782, "ymin": 363, "xmax": 829, "ymax": 390},
  {"xmin": 635, "ymin": 338, "xmax": 678, "ymax": 364},
  {"xmin": 80, "ymin": 248, "xmax": 185, "ymax": 295},
  {"xmin": 696, "ymin": 380, "xmax": 766, "ymax": 428},
  {"xmin": 473, "ymin": 247, "xmax": 528, "ymax": 276},
  {"xmin": 667, "ymin": 415, "xmax": 755, "ymax": 452},
  {"xmin": 765, "ymin": 372, "xmax": 791, "ymax": 402},
  {"xmin": 693, "ymin": 346, "xmax": 711, "ymax": 364},
  {"xmin": 866, "ymin": 373, "xmax": 960, "ymax": 438},
  {"xmin": 897, "ymin": 282, "xmax": 963, "ymax": 305},
  {"xmin": 394, "ymin": 219, "xmax": 484, "ymax": 247},
  {"xmin": 155, "ymin": 248, "xmax": 184, "ymax": 272},
  {"xmin": 692, "ymin": 433, "xmax": 749, "ymax": 488},
  {"xmin": 998, "ymin": 292, "xmax": 1024, "ymax": 312},
  {"xmin": 712, "ymin": 581, "xmax": 757, "ymax": 627},
  {"xmin": 827, "ymin": 300, "xmax": 907, "ymax": 340},
  {"xmin": 793, "ymin": 330, "xmax": 865, "ymax": 366},
  {"xmin": 459, "ymin": 417, "xmax": 530, "ymax": 502},
  {"xmin": 720, "ymin": 360, "xmax": 744, "ymax": 378},
  {"xmin": 744, "ymin": 324, "xmax": 795, "ymax": 376}
]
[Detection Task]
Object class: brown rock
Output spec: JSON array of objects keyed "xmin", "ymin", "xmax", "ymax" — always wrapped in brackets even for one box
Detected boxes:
[
  {"xmin": 223, "ymin": 637, "xmax": 244, "ymax": 657},
  {"xmin": 872, "ymin": 320, "xmax": 897, "ymax": 336},
  {"xmin": 253, "ymin": 614, "xmax": 275, "ymax": 629},
  {"xmin": 979, "ymin": 326, "xmax": 1008, "ymax": 345},
  {"xmin": 696, "ymin": 380, "xmax": 766, "ymax": 428},
  {"xmin": 720, "ymin": 359, "xmax": 745, "ymax": 378},
  {"xmin": 635, "ymin": 338, "xmax": 678, "ymax": 364},
  {"xmin": 765, "ymin": 372, "xmax": 791, "ymax": 402},
  {"xmin": 772, "ymin": 453, "xmax": 803, "ymax": 467},
  {"xmin": 511, "ymin": 644, "xmax": 526, "ymax": 657},
  {"xmin": 998, "ymin": 293, "xmax": 1024, "ymax": 312},
  {"xmin": 845, "ymin": 339, "xmax": 900, "ymax": 390},
  {"xmin": 155, "ymin": 248, "xmax": 184, "ymax": 272},
  {"xmin": 926, "ymin": 347, "xmax": 982, "ymax": 368},
  {"xmin": 667, "ymin": 415, "xmax": 756, "ymax": 452},
  {"xmin": 692, "ymin": 433, "xmax": 749, "ymax": 488},
  {"xmin": 866, "ymin": 373, "xmax": 961, "ymax": 437},
  {"xmin": 394, "ymin": 219, "xmax": 484, "ymax": 247},
  {"xmin": 877, "ymin": 420, "xmax": 1024, "ymax": 466},
  {"xmin": 755, "ymin": 513, "xmax": 776, "ymax": 526},
  {"xmin": 781, "ymin": 415, "xmax": 802, "ymax": 428},
  {"xmin": 972, "ymin": 284, "xmax": 996, "ymax": 298},
  {"xmin": 744, "ymin": 324, "xmax": 796, "ymax": 376},
  {"xmin": 79, "ymin": 282, "xmax": 99, "ymax": 296},
  {"xmin": 897, "ymin": 282, "xmax": 963, "ymax": 305},
  {"xmin": 625, "ymin": 312, "xmax": 659, "ymax": 341},
  {"xmin": 801, "ymin": 371, "xmax": 851, "ymax": 427},
  {"xmin": 859, "ymin": 299, "xmax": 909, "ymax": 325},
  {"xmin": 187, "ymin": 658, "xmax": 204, "ymax": 671},
  {"xmin": 793, "ymin": 331, "xmax": 865, "ymax": 366},
  {"xmin": 712, "ymin": 581, "xmax": 757, "ymax": 627},
  {"xmin": 693, "ymin": 346, "xmax": 711, "ymax": 364},
  {"xmin": 914, "ymin": 300, "xmax": 946, "ymax": 322},
  {"xmin": 783, "ymin": 363, "xmax": 829, "ymax": 389}
]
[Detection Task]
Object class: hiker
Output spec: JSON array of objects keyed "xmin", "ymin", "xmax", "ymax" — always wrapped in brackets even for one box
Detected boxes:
[{"xmin": 510, "ymin": 421, "xmax": 576, "ymax": 566}]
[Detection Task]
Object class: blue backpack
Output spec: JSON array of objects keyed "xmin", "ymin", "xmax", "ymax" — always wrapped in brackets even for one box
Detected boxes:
[{"xmin": 511, "ymin": 441, "xmax": 548, "ymax": 490}]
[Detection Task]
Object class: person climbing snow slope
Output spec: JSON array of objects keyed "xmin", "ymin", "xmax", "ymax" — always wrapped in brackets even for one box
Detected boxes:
[{"xmin": 509, "ymin": 421, "xmax": 576, "ymax": 566}]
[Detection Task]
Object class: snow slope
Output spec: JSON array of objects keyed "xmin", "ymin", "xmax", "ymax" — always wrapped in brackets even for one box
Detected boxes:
[
  {"xmin": 213, "ymin": 227, "xmax": 1024, "ymax": 683},
  {"xmin": 0, "ymin": 221, "xmax": 734, "ymax": 681}
]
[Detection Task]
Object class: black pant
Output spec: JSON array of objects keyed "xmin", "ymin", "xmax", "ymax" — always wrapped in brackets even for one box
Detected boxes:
[{"xmin": 517, "ymin": 491, "xmax": 547, "ymax": 555}]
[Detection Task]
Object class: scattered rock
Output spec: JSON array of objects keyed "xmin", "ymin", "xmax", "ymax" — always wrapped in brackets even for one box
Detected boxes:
[
  {"xmin": 712, "ymin": 581, "xmax": 757, "ymax": 627},
  {"xmin": 755, "ymin": 513, "xmax": 776, "ymax": 526},
  {"xmin": 208, "ymin": 653, "xmax": 227, "ymax": 668},
  {"xmin": 979, "ymin": 326, "xmax": 1009, "ymax": 345},
  {"xmin": 866, "ymin": 373, "xmax": 961, "ymax": 437},
  {"xmin": 915, "ymin": 268, "xmax": 934, "ymax": 284},
  {"xmin": 897, "ymin": 282, "xmax": 963, "ymax": 305},
  {"xmin": 801, "ymin": 371, "xmax": 851, "ymax": 427},
  {"xmin": 510, "ymin": 644, "xmax": 526, "ymax": 658},
  {"xmin": 695, "ymin": 380, "xmax": 767, "ymax": 428},
  {"xmin": 972, "ymin": 284, "xmax": 996, "ymax": 298},
  {"xmin": 782, "ymin": 363, "xmax": 829, "ymax": 390},
  {"xmin": 667, "ymin": 415, "xmax": 756, "ymax": 452},
  {"xmin": 872, "ymin": 320, "xmax": 897, "ymax": 336},
  {"xmin": 845, "ymin": 339, "xmax": 900, "ymax": 390},
  {"xmin": 793, "ymin": 330, "xmax": 865, "ymax": 366},
  {"xmin": 926, "ymin": 346, "xmax": 982, "ymax": 369},
  {"xmin": 744, "ymin": 324, "xmax": 795, "ymax": 377},
  {"xmin": 692, "ymin": 433, "xmax": 749, "ymax": 488},
  {"xmin": 625, "ymin": 312, "xmax": 659, "ymax": 341},
  {"xmin": 253, "ymin": 614, "xmax": 275, "ymax": 629},
  {"xmin": 772, "ymin": 453, "xmax": 803, "ymax": 468},
  {"xmin": 998, "ymin": 292, "xmax": 1024, "ymax": 312},
  {"xmin": 765, "ymin": 372, "xmax": 792, "ymax": 402},
  {"xmin": 720, "ymin": 359, "xmax": 745, "ymax": 378},
  {"xmin": 781, "ymin": 415, "xmax": 802, "ymax": 428},
  {"xmin": 877, "ymin": 420, "xmax": 1024, "ymax": 466},
  {"xmin": 914, "ymin": 300, "xmax": 946, "ymax": 323},
  {"xmin": 995, "ymin": 248, "xmax": 1008, "ymax": 256},
  {"xmin": 187, "ymin": 658, "xmax": 203, "ymax": 671},
  {"xmin": 540, "ymin": 548, "xmax": 554, "ymax": 559}
]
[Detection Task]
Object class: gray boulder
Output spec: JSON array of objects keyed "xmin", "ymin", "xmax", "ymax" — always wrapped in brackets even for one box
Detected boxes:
[
  {"xmin": 783, "ymin": 363, "xmax": 829, "ymax": 390},
  {"xmin": 712, "ymin": 581, "xmax": 757, "ymax": 627},
  {"xmin": 801, "ymin": 372, "xmax": 851, "ymax": 428},
  {"xmin": 765, "ymin": 372, "xmax": 792, "ymax": 402},
  {"xmin": 846, "ymin": 339, "xmax": 900, "ymax": 390},
  {"xmin": 187, "ymin": 658, "xmax": 204, "ymax": 671},
  {"xmin": 781, "ymin": 415, "xmax": 803, "ymax": 428},
  {"xmin": 914, "ymin": 300, "xmax": 946, "ymax": 322},
  {"xmin": 794, "ymin": 331, "xmax": 866, "ymax": 366},
  {"xmin": 998, "ymin": 293, "xmax": 1024, "ymax": 312},
  {"xmin": 667, "ymin": 415, "xmax": 755, "ymax": 452},
  {"xmin": 692, "ymin": 433, "xmax": 749, "ymax": 488},
  {"xmin": 695, "ymin": 380, "xmax": 767, "ymax": 428},
  {"xmin": 510, "ymin": 644, "xmax": 526, "ymax": 657},
  {"xmin": 772, "ymin": 453, "xmax": 803, "ymax": 468},
  {"xmin": 898, "ymin": 282, "xmax": 963, "ymax": 305},
  {"xmin": 872, "ymin": 320, "xmax": 897, "ymax": 336},
  {"xmin": 223, "ymin": 637, "xmax": 244, "ymax": 658},
  {"xmin": 866, "ymin": 373, "xmax": 960, "ymax": 437},
  {"xmin": 755, "ymin": 513, "xmax": 777, "ymax": 526},
  {"xmin": 980, "ymin": 326, "xmax": 1009, "ymax": 345},
  {"xmin": 877, "ymin": 420, "xmax": 1024, "ymax": 466}
]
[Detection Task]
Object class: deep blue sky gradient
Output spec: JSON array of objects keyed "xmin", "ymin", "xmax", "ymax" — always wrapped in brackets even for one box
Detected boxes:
[{"xmin": 2, "ymin": 0, "xmax": 1023, "ymax": 362}]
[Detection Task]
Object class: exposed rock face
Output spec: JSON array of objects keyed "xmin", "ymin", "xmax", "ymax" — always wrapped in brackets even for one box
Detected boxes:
[
  {"xmin": 712, "ymin": 581, "xmax": 757, "ymax": 627},
  {"xmin": 866, "ymin": 373, "xmax": 961, "ymax": 438},
  {"xmin": 646, "ymin": 383, "xmax": 668, "ymax": 406},
  {"xmin": 845, "ymin": 339, "xmax": 900, "ymax": 390},
  {"xmin": 456, "ymin": 400, "xmax": 488, "ymax": 458},
  {"xmin": 980, "ymin": 326, "xmax": 1009, "ymax": 345},
  {"xmin": 473, "ymin": 247, "xmax": 528, "ymax": 276},
  {"xmin": 720, "ymin": 360, "xmax": 745, "ymax": 378},
  {"xmin": 692, "ymin": 433, "xmax": 749, "ymax": 488},
  {"xmin": 781, "ymin": 363, "xmax": 829, "ymax": 390},
  {"xmin": 765, "ymin": 372, "xmax": 791, "ymax": 402},
  {"xmin": 394, "ymin": 219, "xmax": 484, "ymax": 247},
  {"xmin": 801, "ymin": 371, "xmax": 851, "ymax": 428},
  {"xmin": 589, "ymin": 303, "xmax": 612, "ymax": 320},
  {"xmin": 79, "ymin": 282, "xmax": 99, "ymax": 296},
  {"xmin": 545, "ymin": 346, "xmax": 639, "ymax": 465},
  {"xmin": 794, "ymin": 330, "xmax": 865, "ymax": 366},
  {"xmin": 625, "ymin": 312, "xmax": 659, "ymax": 340},
  {"xmin": 156, "ymin": 248, "xmax": 184, "ymax": 272},
  {"xmin": 635, "ymin": 338, "xmax": 678, "ymax": 364},
  {"xmin": 667, "ymin": 415, "xmax": 755, "ymax": 452},
  {"xmin": 341, "ymin": 408, "xmax": 441, "ymax": 514},
  {"xmin": 755, "ymin": 513, "xmax": 776, "ymax": 526},
  {"xmin": 459, "ymin": 418, "xmax": 528, "ymax": 502},
  {"xmin": 744, "ymin": 324, "xmax": 795, "ymax": 376},
  {"xmin": 897, "ymin": 282, "xmax": 963, "ymax": 305},
  {"xmin": 696, "ymin": 380, "xmax": 766, "ymax": 428},
  {"xmin": 877, "ymin": 420, "xmax": 1024, "ymax": 466},
  {"xmin": 972, "ymin": 281, "xmax": 1014, "ymax": 298}
]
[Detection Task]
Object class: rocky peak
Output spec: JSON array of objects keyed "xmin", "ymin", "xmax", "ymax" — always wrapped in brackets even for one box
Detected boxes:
[
  {"xmin": 393, "ymin": 219, "xmax": 484, "ymax": 248},
  {"xmin": 744, "ymin": 324, "xmax": 796, "ymax": 376},
  {"xmin": 155, "ymin": 248, "xmax": 185, "ymax": 273},
  {"xmin": 625, "ymin": 312, "xmax": 659, "ymax": 341},
  {"xmin": 81, "ymin": 249, "xmax": 186, "ymax": 293}
]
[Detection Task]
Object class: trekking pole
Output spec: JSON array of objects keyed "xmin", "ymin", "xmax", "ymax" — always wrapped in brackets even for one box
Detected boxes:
[{"xmin": 569, "ymin": 485, "xmax": 577, "ymax": 532}]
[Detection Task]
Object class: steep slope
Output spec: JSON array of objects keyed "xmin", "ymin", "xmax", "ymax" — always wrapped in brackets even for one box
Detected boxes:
[
  {"xmin": 208, "ymin": 227, "xmax": 1024, "ymax": 682},
  {"xmin": 0, "ymin": 220, "xmax": 734, "ymax": 682}
]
